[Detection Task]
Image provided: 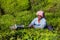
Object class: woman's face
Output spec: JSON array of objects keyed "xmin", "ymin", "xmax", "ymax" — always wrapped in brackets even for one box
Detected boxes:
[{"xmin": 37, "ymin": 15, "xmax": 42, "ymax": 19}]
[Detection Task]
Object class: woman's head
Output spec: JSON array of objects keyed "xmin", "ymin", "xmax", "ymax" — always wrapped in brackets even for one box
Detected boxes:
[{"xmin": 36, "ymin": 10, "xmax": 45, "ymax": 19}]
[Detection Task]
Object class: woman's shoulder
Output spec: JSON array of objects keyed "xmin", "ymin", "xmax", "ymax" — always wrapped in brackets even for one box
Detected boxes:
[
  {"xmin": 32, "ymin": 17, "xmax": 38, "ymax": 21},
  {"xmin": 41, "ymin": 18, "xmax": 46, "ymax": 21}
]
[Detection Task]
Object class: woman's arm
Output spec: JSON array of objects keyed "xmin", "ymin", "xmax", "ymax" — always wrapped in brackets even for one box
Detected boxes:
[{"xmin": 28, "ymin": 18, "xmax": 36, "ymax": 27}]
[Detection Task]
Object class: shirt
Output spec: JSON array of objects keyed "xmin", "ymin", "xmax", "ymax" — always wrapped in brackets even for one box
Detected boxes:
[{"xmin": 29, "ymin": 17, "xmax": 46, "ymax": 29}]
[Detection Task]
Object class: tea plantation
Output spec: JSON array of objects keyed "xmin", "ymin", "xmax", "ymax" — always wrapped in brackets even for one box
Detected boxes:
[{"xmin": 0, "ymin": 0, "xmax": 60, "ymax": 40}]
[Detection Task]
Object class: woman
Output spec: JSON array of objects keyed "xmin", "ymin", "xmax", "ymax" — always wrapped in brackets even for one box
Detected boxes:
[
  {"xmin": 10, "ymin": 10, "xmax": 53, "ymax": 30},
  {"xmin": 29, "ymin": 10, "xmax": 46, "ymax": 29}
]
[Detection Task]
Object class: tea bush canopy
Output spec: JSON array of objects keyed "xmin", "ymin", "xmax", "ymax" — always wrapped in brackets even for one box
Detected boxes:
[{"xmin": 0, "ymin": 0, "xmax": 29, "ymax": 14}]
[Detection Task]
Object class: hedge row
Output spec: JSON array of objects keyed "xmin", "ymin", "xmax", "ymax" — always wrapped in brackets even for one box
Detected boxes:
[{"xmin": 0, "ymin": 29, "xmax": 58, "ymax": 40}]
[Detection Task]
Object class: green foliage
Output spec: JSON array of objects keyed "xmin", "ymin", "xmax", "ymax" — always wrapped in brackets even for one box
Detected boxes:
[
  {"xmin": 14, "ymin": 11, "xmax": 36, "ymax": 26},
  {"xmin": 0, "ymin": 14, "xmax": 15, "ymax": 30},
  {"xmin": 0, "ymin": 0, "xmax": 29, "ymax": 14},
  {"xmin": 31, "ymin": 0, "xmax": 60, "ymax": 13},
  {"xmin": 0, "ymin": 29, "xmax": 57, "ymax": 40},
  {"xmin": 31, "ymin": 0, "xmax": 49, "ymax": 11}
]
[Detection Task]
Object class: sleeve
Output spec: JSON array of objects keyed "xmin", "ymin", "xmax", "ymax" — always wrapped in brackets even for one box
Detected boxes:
[
  {"xmin": 28, "ymin": 18, "xmax": 36, "ymax": 27},
  {"xmin": 39, "ymin": 19, "xmax": 46, "ymax": 28}
]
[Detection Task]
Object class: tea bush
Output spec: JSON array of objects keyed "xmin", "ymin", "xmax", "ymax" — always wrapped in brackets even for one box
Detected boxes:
[
  {"xmin": 31, "ymin": 0, "xmax": 49, "ymax": 11},
  {"xmin": 0, "ymin": 29, "xmax": 58, "ymax": 40},
  {"xmin": 0, "ymin": 14, "xmax": 15, "ymax": 31},
  {"xmin": 0, "ymin": 0, "xmax": 29, "ymax": 14},
  {"xmin": 14, "ymin": 11, "xmax": 36, "ymax": 26}
]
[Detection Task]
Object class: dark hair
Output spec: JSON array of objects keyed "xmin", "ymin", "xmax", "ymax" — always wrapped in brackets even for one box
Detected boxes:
[{"xmin": 43, "ymin": 12, "xmax": 45, "ymax": 18}]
